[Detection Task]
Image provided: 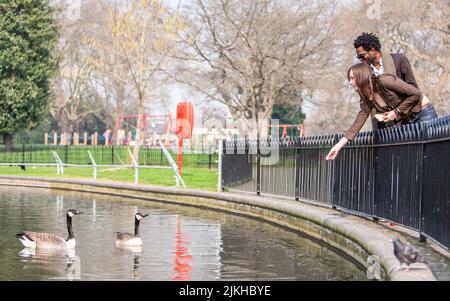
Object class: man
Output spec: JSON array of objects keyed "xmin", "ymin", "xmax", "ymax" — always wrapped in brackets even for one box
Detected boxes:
[
  {"xmin": 353, "ymin": 32, "xmax": 419, "ymax": 129},
  {"xmin": 354, "ymin": 32, "xmax": 418, "ymax": 88}
]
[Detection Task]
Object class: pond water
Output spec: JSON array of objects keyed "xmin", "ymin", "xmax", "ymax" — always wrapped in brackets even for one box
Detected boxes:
[{"xmin": 0, "ymin": 186, "xmax": 368, "ymax": 280}]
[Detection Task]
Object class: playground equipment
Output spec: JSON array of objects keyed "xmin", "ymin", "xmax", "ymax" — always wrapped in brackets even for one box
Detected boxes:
[
  {"xmin": 45, "ymin": 132, "xmax": 100, "ymax": 145},
  {"xmin": 111, "ymin": 113, "xmax": 172, "ymax": 146},
  {"xmin": 269, "ymin": 123, "xmax": 305, "ymax": 138},
  {"xmin": 175, "ymin": 101, "xmax": 194, "ymax": 176}
]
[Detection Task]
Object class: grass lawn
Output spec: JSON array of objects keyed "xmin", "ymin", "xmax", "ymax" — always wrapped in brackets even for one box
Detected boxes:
[{"xmin": 0, "ymin": 165, "xmax": 218, "ymax": 191}]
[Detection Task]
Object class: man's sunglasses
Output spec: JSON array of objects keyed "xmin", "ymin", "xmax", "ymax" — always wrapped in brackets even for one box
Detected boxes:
[{"xmin": 356, "ymin": 51, "xmax": 369, "ymax": 61}]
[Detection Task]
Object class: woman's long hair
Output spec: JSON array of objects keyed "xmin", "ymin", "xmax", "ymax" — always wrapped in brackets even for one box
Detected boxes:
[{"xmin": 347, "ymin": 63, "xmax": 375, "ymax": 100}]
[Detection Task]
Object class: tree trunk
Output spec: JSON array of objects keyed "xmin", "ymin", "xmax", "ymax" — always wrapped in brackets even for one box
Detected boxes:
[
  {"xmin": 132, "ymin": 100, "xmax": 145, "ymax": 164},
  {"xmin": 57, "ymin": 108, "xmax": 70, "ymax": 135},
  {"xmin": 132, "ymin": 118, "xmax": 142, "ymax": 163},
  {"xmin": 3, "ymin": 133, "xmax": 15, "ymax": 152}
]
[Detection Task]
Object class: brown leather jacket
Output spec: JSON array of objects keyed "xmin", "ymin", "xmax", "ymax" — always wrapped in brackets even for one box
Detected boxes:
[
  {"xmin": 369, "ymin": 52, "xmax": 418, "ymax": 131},
  {"xmin": 344, "ymin": 74, "xmax": 422, "ymax": 141},
  {"xmin": 389, "ymin": 53, "xmax": 418, "ymax": 89}
]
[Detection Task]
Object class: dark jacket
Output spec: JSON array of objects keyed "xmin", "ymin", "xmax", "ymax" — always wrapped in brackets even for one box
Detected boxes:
[
  {"xmin": 388, "ymin": 53, "xmax": 418, "ymax": 89},
  {"xmin": 344, "ymin": 74, "xmax": 422, "ymax": 141},
  {"xmin": 368, "ymin": 53, "xmax": 418, "ymax": 130}
]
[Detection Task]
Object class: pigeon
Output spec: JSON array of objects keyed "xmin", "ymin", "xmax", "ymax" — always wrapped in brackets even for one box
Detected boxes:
[{"xmin": 392, "ymin": 238, "xmax": 427, "ymax": 271}]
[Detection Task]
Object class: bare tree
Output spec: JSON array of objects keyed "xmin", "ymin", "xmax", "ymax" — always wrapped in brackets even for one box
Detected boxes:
[
  {"xmin": 304, "ymin": 0, "xmax": 449, "ymax": 135},
  {"xmin": 84, "ymin": 0, "xmax": 181, "ymax": 156},
  {"xmin": 50, "ymin": 2, "xmax": 100, "ymax": 133},
  {"xmin": 50, "ymin": 49, "xmax": 103, "ymax": 133},
  {"xmin": 175, "ymin": 0, "xmax": 341, "ymax": 137},
  {"xmin": 383, "ymin": 0, "xmax": 449, "ymax": 115},
  {"xmin": 81, "ymin": 0, "xmax": 135, "ymax": 130},
  {"xmin": 350, "ymin": 0, "xmax": 449, "ymax": 114}
]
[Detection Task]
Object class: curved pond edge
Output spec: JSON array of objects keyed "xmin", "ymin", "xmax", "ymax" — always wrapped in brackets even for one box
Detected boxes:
[{"xmin": 0, "ymin": 176, "xmax": 436, "ymax": 281}]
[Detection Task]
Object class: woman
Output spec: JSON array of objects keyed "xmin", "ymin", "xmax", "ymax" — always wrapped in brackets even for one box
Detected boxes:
[{"xmin": 326, "ymin": 63, "xmax": 437, "ymax": 160}]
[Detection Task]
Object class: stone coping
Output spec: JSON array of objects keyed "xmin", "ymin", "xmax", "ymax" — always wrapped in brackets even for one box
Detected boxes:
[{"xmin": 0, "ymin": 176, "xmax": 437, "ymax": 281}]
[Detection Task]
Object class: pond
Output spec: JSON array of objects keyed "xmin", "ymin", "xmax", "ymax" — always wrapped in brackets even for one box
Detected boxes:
[{"xmin": 0, "ymin": 186, "xmax": 368, "ymax": 280}]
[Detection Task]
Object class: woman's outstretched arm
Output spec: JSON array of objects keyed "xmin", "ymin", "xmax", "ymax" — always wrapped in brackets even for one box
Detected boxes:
[
  {"xmin": 326, "ymin": 97, "xmax": 371, "ymax": 160},
  {"xmin": 326, "ymin": 137, "xmax": 349, "ymax": 160}
]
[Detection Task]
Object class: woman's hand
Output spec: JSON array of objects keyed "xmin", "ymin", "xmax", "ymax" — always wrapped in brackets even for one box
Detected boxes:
[
  {"xmin": 383, "ymin": 110, "xmax": 398, "ymax": 122},
  {"xmin": 326, "ymin": 145, "xmax": 342, "ymax": 160},
  {"xmin": 326, "ymin": 137, "xmax": 349, "ymax": 160}
]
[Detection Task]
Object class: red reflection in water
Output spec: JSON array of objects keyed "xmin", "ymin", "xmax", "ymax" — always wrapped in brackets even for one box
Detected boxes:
[{"xmin": 172, "ymin": 217, "xmax": 192, "ymax": 281}]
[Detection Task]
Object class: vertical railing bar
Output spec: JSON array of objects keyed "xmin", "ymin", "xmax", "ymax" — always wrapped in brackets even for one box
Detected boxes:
[
  {"xmin": 418, "ymin": 123, "xmax": 428, "ymax": 242},
  {"xmin": 87, "ymin": 150, "xmax": 97, "ymax": 180},
  {"xmin": 217, "ymin": 139, "xmax": 223, "ymax": 192},
  {"xmin": 256, "ymin": 136, "xmax": 261, "ymax": 196},
  {"xmin": 127, "ymin": 148, "xmax": 138, "ymax": 185}
]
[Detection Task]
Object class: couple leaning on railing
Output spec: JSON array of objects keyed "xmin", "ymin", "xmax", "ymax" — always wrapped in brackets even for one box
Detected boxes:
[{"xmin": 326, "ymin": 32, "xmax": 439, "ymax": 160}]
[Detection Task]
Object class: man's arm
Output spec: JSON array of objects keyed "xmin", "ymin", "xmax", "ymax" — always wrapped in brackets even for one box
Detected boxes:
[
  {"xmin": 379, "ymin": 76, "xmax": 421, "ymax": 117},
  {"xmin": 398, "ymin": 55, "xmax": 418, "ymax": 89}
]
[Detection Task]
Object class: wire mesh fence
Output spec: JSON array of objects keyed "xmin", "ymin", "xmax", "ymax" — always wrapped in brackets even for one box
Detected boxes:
[{"xmin": 0, "ymin": 144, "xmax": 218, "ymax": 169}]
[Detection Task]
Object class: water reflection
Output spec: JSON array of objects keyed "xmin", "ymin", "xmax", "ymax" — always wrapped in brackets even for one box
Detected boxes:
[
  {"xmin": 56, "ymin": 195, "xmax": 64, "ymax": 214},
  {"xmin": 133, "ymin": 255, "xmax": 140, "ymax": 279},
  {"xmin": 115, "ymin": 245, "xmax": 143, "ymax": 279},
  {"xmin": 173, "ymin": 216, "xmax": 192, "ymax": 281},
  {"xmin": 0, "ymin": 186, "xmax": 369, "ymax": 280},
  {"xmin": 18, "ymin": 248, "xmax": 80, "ymax": 280}
]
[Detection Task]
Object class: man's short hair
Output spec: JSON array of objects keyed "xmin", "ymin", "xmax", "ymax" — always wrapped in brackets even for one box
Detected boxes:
[{"xmin": 353, "ymin": 32, "xmax": 381, "ymax": 52}]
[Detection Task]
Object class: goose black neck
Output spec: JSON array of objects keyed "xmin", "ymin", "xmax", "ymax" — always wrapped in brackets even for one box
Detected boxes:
[
  {"xmin": 67, "ymin": 215, "xmax": 74, "ymax": 240},
  {"xmin": 134, "ymin": 217, "xmax": 140, "ymax": 237}
]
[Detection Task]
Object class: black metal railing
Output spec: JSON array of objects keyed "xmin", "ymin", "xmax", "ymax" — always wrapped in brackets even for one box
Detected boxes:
[
  {"xmin": 222, "ymin": 115, "xmax": 450, "ymax": 251},
  {"xmin": 333, "ymin": 132, "xmax": 375, "ymax": 217}
]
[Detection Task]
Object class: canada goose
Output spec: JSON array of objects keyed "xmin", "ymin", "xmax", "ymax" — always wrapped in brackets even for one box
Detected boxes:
[
  {"xmin": 16, "ymin": 209, "xmax": 82, "ymax": 250},
  {"xmin": 115, "ymin": 212, "xmax": 148, "ymax": 246}
]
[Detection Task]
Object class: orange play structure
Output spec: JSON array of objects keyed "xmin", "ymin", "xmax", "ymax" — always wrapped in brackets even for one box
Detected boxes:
[
  {"xmin": 175, "ymin": 101, "xmax": 194, "ymax": 175},
  {"xmin": 111, "ymin": 113, "xmax": 172, "ymax": 146},
  {"xmin": 269, "ymin": 123, "xmax": 305, "ymax": 138}
]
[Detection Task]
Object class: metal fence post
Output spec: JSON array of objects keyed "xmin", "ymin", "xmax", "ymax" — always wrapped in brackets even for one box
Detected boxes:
[
  {"xmin": 127, "ymin": 148, "xmax": 138, "ymax": 185},
  {"xmin": 52, "ymin": 151, "xmax": 64, "ymax": 175},
  {"xmin": 331, "ymin": 134, "xmax": 339, "ymax": 210},
  {"xmin": 295, "ymin": 140, "xmax": 300, "ymax": 201},
  {"xmin": 217, "ymin": 139, "xmax": 223, "ymax": 192},
  {"xmin": 64, "ymin": 145, "xmax": 68, "ymax": 164},
  {"xmin": 419, "ymin": 122, "xmax": 428, "ymax": 243},
  {"xmin": 372, "ymin": 130, "xmax": 379, "ymax": 223},
  {"xmin": 87, "ymin": 150, "xmax": 97, "ymax": 180},
  {"xmin": 256, "ymin": 136, "xmax": 261, "ymax": 196},
  {"xmin": 208, "ymin": 145, "xmax": 212, "ymax": 170},
  {"xmin": 159, "ymin": 141, "xmax": 185, "ymax": 188},
  {"xmin": 22, "ymin": 144, "xmax": 25, "ymax": 166}
]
